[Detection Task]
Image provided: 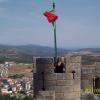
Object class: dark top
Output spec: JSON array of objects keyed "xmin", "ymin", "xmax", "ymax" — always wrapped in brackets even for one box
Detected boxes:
[{"xmin": 54, "ymin": 63, "xmax": 65, "ymax": 73}]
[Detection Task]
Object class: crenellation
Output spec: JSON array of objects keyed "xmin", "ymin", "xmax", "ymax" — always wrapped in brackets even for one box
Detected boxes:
[{"xmin": 33, "ymin": 55, "xmax": 81, "ymax": 100}]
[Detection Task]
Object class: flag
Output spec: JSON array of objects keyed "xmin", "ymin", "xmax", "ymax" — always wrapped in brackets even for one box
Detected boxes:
[{"xmin": 43, "ymin": 11, "xmax": 58, "ymax": 23}]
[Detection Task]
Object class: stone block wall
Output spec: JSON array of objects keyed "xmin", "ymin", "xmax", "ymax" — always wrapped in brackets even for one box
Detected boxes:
[
  {"xmin": 81, "ymin": 93, "xmax": 100, "ymax": 100},
  {"xmin": 33, "ymin": 56, "xmax": 81, "ymax": 100},
  {"xmin": 36, "ymin": 91, "xmax": 55, "ymax": 100},
  {"xmin": 81, "ymin": 65, "xmax": 95, "ymax": 93}
]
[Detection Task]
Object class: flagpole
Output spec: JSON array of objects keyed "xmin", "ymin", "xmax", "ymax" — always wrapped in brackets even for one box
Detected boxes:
[{"xmin": 53, "ymin": 1, "xmax": 57, "ymax": 64}]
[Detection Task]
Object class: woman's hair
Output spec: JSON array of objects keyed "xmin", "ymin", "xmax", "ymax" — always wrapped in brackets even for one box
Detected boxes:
[
  {"xmin": 61, "ymin": 57, "xmax": 64, "ymax": 63},
  {"xmin": 57, "ymin": 57, "xmax": 61, "ymax": 63},
  {"xmin": 56, "ymin": 57, "xmax": 65, "ymax": 63}
]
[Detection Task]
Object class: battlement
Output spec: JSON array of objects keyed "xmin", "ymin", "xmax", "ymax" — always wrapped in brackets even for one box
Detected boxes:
[{"xmin": 33, "ymin": 55, "xmax": 81, "ymax": 100}]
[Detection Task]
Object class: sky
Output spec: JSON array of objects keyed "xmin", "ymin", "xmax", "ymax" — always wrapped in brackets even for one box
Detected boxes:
[{"xmin": 0, "ymin": 0, "xmax": 100, "ymax": 48}]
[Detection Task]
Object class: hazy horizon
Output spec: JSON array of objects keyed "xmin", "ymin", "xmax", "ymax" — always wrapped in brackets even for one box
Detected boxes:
[{"xmin": 0, "ymin": 43, "xmax": 100, "ymax": 50}]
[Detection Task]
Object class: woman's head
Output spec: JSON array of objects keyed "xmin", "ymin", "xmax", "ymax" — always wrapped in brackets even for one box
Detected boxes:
[
  {"xmin": 57, "ymin": 57, "xmax": 64, "ymax": 63},
  {"xmin": 61, "ymin": 57, "xmax": 64, "ymax": 63}
]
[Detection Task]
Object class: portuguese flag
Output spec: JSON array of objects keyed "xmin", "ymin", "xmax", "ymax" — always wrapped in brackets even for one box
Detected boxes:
[{"xmin": 43, "ymin": 11, "xmax": 58, "ymax": 23}]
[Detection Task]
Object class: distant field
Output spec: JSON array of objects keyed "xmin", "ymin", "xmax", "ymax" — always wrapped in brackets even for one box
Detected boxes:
[{"xmin": 8, "ymin": 63, "xmax": 33, "ymax": 78}]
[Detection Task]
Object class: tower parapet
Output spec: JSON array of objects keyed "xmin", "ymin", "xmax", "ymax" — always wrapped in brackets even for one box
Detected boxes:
[{"xmin": 33, "ymin": 55, "xmax": 81, "ymax": 100}]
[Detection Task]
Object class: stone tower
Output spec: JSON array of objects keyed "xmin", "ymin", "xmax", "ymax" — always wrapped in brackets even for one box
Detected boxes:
[{"xmin": 33, "ymin": 55, "xmax": 81, "ymax": 100}]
